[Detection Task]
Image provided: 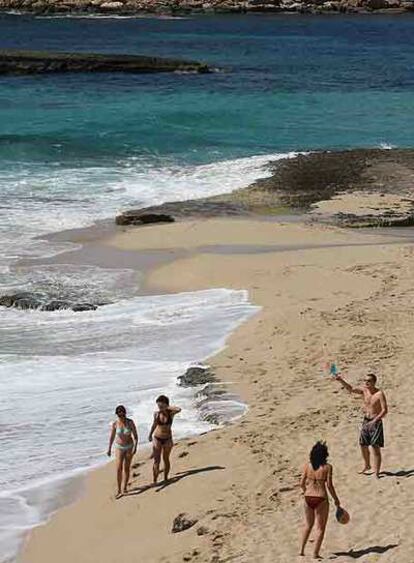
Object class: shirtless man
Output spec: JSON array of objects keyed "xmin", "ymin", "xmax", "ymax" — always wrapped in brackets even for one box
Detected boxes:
[{"xmin": 335, "ymin": 373, "xmax": 388, "ymax": 478}]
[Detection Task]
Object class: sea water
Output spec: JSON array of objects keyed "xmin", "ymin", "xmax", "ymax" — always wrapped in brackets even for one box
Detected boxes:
[{"xmin": 0, "ymin": 12, "xmax": 414, "ymax": 562}]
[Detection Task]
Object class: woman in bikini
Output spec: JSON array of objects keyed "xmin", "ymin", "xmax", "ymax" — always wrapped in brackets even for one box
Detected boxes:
[
  {"xmin": 300, "ymin": 441, "xmax": 341, "ymax": 559},
  {"xmin": 107, "ymin": 405, "xmax": 138, "ymax": 498},
  {"xmin": 148, "ymin": 395, "xmax": 181, "ymax": 484}
]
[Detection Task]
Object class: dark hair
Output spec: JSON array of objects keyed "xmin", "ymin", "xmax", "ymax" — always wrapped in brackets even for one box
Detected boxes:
[
  {"xmin": 367, "ymin": 373, "xmax": 377, "ymax": 384},
  {"xmin": 156, "ymin": 395, "xmax": 169, "ymax": 406},
  {"xmin": 115, "ymin": 405, "xmax": 126, "ymax": 416},
  {"xmin": 310, "ymin": 441, "xmax": 329, "ymax": 470}
]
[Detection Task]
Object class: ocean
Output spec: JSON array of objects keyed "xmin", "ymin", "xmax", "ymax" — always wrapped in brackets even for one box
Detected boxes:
[{"xmin": 0, "ymin": 12, "xmax": 414, "ymax": 562}]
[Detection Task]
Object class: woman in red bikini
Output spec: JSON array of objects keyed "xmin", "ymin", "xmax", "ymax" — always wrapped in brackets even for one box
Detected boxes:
[
  {"xmin": 300, "ymin": 441, "xmax": 341, "ymax": 559},
  {"xmin": 148, "ymin": 395, "xmax": 181, "ymax": 484}
]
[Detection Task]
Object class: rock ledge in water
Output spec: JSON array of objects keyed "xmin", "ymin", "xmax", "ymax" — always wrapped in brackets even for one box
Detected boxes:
[
  {"xmin": 178, "ymin": 366, "xmax": 217, "ymax": 387},
  {"xmin": 115, "ymin": 212, "xmax": 175, "ymax": 226},
  {"xmin": 0, "ymin": 292, "xmax": 102, "ymax": 312},
  {"xmin": 0, "ymin": 50, "xmax": 212, "ymax": 76}
]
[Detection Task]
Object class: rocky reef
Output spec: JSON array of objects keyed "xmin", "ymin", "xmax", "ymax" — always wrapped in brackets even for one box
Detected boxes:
[
  {"xmin": 0, "ymin": 50, "xmax": 211, "ymax": 75},
  {"xmin": 0, "ymin": 0, "xmax": 413, "ymax": 15},
  {"xmin": 116, "ymin": 149, "xmax": 414, "ymax": 228},
  {"xmin": 0, "ymin": 291, "xmax": 105, "ymax": 311}
]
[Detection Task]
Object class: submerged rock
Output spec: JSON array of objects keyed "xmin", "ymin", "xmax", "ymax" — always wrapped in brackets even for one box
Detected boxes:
[
  {"xmin": 0, "ymin": 50, "xmax": 212, "ymax": 76},
  {"xmin": 0, "ymin": 292, "xmax": 101, "ymax": 312},
  {"xmin": 115, "ymin": 212, "xmax": 175, "ymax": 226},
  {"xmin": 178, "ymin": 366, "xmax": 217, "ymax": 387}
]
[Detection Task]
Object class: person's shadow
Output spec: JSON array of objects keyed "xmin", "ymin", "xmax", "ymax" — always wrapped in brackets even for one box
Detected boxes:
[
  {"xmin": 332, "ymin": 544, "xmax": 398, "ymax": 559},
  {"xmin": 379, "ymin": 469, "xmax": 414, "ymax": 478},
  {"xmin": 124, "ymin": 465, "xmax": 225, "ymax": 497},
  {"xmin": 156, "ymin": 465, "xmax": 225, "ymax": 492}
]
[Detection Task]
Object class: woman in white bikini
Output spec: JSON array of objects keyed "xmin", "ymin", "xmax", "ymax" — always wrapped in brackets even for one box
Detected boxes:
[
  {"xmin": 300, "ymin": 441, "xmax": 341, "ymax": 559},
  {"xmin": 107, "ymin": 405, "xmax": 138, "ymax": 498},
  {"xmin": 148, "ymin": 395, "xmax": 181, "ymax": 484}
]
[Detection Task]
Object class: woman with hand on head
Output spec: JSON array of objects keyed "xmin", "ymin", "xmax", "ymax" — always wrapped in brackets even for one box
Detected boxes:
[
  {"xmin": 300, "ymin": 441, "xmax": 341, "ymax": 559},
  {"xmin": 107, "ymin": 405, "xmax": 138, "ymax": 498},
  {"xmin": 148, "ymin": 395, "xmax": 181, "ymax": 484}
]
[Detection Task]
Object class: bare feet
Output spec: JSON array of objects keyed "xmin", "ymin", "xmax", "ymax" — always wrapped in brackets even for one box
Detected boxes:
[
  {"xmin": 115, "ymin": 491, "xmax": 123, "ymax": 499},
  {"xmin": 358, "ymin": 466, "xmax": 372, "ymax": 475}
]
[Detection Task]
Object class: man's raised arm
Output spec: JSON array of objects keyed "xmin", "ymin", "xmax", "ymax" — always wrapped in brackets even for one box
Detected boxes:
[{"xmin": 335, "ymin": 375, "xmax": 363, "ymax": 395}]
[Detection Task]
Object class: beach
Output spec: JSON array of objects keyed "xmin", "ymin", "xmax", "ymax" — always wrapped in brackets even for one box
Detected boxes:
[{"xmin": 21, "ymin": 216, "xmax": 414, "ymax": 562}]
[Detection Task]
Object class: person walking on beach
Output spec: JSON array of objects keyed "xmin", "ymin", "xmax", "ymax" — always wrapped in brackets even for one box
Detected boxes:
[
  {"xmin": 107, "ymin": 405, "xmax": 138, "ymax": 498},
  {"xmin": 148, "ymin": 395, "xmax": 181, "ymax": 484},
  {"xmin": 335, "ymin": 373, "xmax": 388, "ymax": 478},
  {"xmin": 300, "ymin": 441, "xmax": 341, "ymax": 559}
]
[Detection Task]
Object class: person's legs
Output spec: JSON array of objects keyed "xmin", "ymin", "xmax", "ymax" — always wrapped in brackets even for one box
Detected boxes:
[
  {"xmin": 359, "ymin": 445, "xmax": 371, "ymax": 473},
  {"xmin": 123, "ymin": 450, "xmax": 133, "ymax": 493},
  {"xmin": 115, "ymin": 449, "xmax": 125, "ymax": 497},
  {"xmin": 313, "ymin": 500, "xmax": 329, "ymax": 559},
  {"xmin": 300, "ymin": 502, "xmax": 315, "ymax": 556},
  {"xmin": 372, "ymin": 446, "xmax": 382, "ymax": 478},
  {"xmin": 162, "ymin": 442, "xmax": 173, "ymax": 482},
  {"xmin": 152, "ymin": 438, "xmax": 162, "ymax": 484}
]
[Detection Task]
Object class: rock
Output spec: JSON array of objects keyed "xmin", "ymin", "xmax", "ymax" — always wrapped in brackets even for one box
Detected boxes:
[
  {"xmin": 100, "ymin": 1, "xmax": 124, "ymax": 9},
  {"xmin": 0, "ymin": 50, "xmax": 212, "ymax": 76},
  {"xmin": 0, "ymin": 292, "xmax": 101, "ymax": 312},
  {"xmin": 171, "ymin": 513, "xmax": 198, "ymax": 533},
  {"xmin": 196, "ymin": 526, "xmax": 210, "ymax": 536},
  {"xmin": 177, "ymin": 366, "xmax": 216, "ymax": 387},
  {"xmin": 115, "ymin": 212, "xmax": 175, "ymax": 226},
  {"xmin": 366, "ymin": 0, "xmax": 388, "ymax": 6}
]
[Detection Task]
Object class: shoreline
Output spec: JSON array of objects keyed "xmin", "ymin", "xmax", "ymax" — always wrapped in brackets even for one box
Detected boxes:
[
  {"xmin": 1, "ymin": 6, "xmax": 414, "ymax": 17},
  {"xmin": 21, "ymin": 215, "xmax": 414, "ymax": 562}
]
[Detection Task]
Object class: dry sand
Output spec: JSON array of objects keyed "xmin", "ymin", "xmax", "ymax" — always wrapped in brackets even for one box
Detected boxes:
[{"xmin": 22, "ymin": 218, "xmax": 414, "ymax": 563}]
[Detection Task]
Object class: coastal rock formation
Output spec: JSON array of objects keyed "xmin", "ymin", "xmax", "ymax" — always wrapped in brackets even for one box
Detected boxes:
[
  {"xmin": 115, "ymin": 212, "xmax": 175, "ymax": 226},
  {"xmin": 178, "ymin": 366, "xmax": 217, "ymax": 387},
  {"xmin": 0, "ymin": 50, "xmax": 211, "ymax": 76},
  {"xmin": 116, "ymin": 149, "xmax": 414, "ymax": 229},
  {"xmin": 0, "ymin": 292, "xmax": 102, "ymax": 311},
  {"xmin": 0, "ymin": 0, "xmax": 413, "ymax": 15}
]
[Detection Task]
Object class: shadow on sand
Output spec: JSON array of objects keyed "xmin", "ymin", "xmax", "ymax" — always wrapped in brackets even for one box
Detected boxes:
[
  {"xmin": 332, "ymin": 544, "xmax": 398, "ymax": 559},
  {"xmin": 380, "ymin": 469, "xmax": 414, "ymax": 478},
  {"xmin": 155, "ymin": 465, "xmax": 225, "ymax": 492},
  {"xmin": 124, "ymin": 465, "xmax": 225, "ymax": 497}
]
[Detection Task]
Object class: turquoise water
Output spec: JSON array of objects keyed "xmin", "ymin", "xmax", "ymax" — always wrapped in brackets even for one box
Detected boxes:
[{"xmin": 0, "ymin": 14, "xmax": 414, "ymax": 562}]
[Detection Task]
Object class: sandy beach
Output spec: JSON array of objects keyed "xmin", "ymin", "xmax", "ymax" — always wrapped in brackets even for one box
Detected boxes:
[{"xmin": 20, "ymin": 215, "xmax": 414, "ymax": 563}]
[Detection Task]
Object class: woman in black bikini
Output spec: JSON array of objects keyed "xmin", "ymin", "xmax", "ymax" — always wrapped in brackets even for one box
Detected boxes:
[
  {"xmin": 148, "ymin": 395, "xmax": 181, "ymax": 484},
  {"xmin": 300, "ymin": 441, "xmax": 341, "ymax": 559}
]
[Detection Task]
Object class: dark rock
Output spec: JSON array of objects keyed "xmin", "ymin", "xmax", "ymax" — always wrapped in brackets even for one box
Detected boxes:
[
  {"xmin": 178, "ymin": 366, "xmax": 216, "ymax": 387},
  {"xmin": 0, "ymin": 292, "xmax": 101, "ymax": 312},
  {"xmin": 0, "ymin": 49, "xmax": 212, "ymax": 76},
  {"xmin": 115, "ymin": 212, "xmax": 175, "ymax": 226},
  {"xmin": 171, "ymin": 513, "xmax": 198, "ymax": 533}
]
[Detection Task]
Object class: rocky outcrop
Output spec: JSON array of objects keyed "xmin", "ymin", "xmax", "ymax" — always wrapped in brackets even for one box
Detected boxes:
[
  {"xmin": 0, "ymin": 0, "xmax": 413, "ymax": 15},
  {"xmin": 0, "ymin": 50, "xmax": 211, "ymax": 76},
  {"xmin": 115, "ymin": 149, "xmax": 414, "ymax": 228},
  {"xmin": 178, "ymin": 366, "xmax": 217, "ymax": 387},
  {"xmin": 0, "ymin": 292, "xmax": 103, "ymax": 311},
  {"xmin": 115, "ymin": 212, "xmax": 175, "ymax": 226}
]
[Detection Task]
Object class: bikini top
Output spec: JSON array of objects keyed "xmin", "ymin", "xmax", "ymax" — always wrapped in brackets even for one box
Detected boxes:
[
  {"xmin": 155, "ymin": 410, "xmax": 173, "ymax": 427},
  {"xmin": 306, "ymin": 464, "xmax": 328, "ymax": 483},
  {"xmin": 116, "ymin": 421, "xmax": 132, "ymax": 435}
]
